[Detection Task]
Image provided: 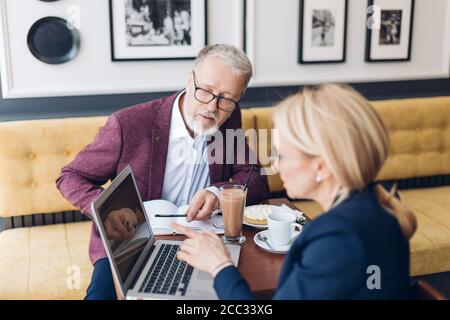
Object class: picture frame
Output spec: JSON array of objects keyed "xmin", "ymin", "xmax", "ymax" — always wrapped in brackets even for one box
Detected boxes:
[
  {"xmin": 298, "ymin": 0, "xmax": 348, "ymax": 64},
  {"xmin": 109, "ymin": 0, "xmax": 207, "ymax": 61},
  {"xmin": 365, "ymin": 0, "xmax": 415, "ymax": 62}
]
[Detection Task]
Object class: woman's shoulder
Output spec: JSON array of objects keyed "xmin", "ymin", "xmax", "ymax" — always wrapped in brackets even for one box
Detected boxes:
[
  {"xmin": 299, "ymin": 186, "xmax": 404, "ymax": 250},
  {"xmin": 299, "ymin": 207, "xmax": 363, "ymax": 250},
  {"xmin": 292, "ymin": 213, "xmax": 367, "ymax": 273},
  {"xmin": 327, "ymin": 185, "xmax": 397, "ymax": 225}
]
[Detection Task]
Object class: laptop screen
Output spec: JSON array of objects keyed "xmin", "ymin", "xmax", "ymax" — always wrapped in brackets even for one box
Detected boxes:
[{"xmin": 97, "ymin": 173, "xmax": 152, "ymax": 284}]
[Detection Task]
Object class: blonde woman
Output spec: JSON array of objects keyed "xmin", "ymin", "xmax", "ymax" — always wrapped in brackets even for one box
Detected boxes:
[{"xmin": 172, "ymin": 84, "xmax": 416, "ymax": 299}]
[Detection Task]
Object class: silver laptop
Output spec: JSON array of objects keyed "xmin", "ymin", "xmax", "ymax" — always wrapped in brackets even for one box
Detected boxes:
[{"xmin": 91, "ymin": 165, "xmax": 240, "ymax": 300}]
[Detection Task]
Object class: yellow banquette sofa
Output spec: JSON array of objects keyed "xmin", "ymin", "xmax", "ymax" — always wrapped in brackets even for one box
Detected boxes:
[{"xmin": 0, "ymin": 96, "xmax": 449, "ymax": 299}]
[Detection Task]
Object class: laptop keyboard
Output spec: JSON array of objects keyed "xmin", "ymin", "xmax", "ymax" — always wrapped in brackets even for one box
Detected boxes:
[{"xmin": 138, "ymin": 243, "xmax": 194, "ymax": 296}]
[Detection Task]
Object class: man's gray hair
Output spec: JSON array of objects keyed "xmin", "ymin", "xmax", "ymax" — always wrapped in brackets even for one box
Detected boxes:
[{"xmin": 194, "ymin": 44, "xmax": 253, "ymax": 88}]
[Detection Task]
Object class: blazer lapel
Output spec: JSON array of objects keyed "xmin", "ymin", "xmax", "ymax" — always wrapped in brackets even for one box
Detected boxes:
[
  {"xmin": 208, "ymin": 153, "xmax": 223, "ymax": 184},
  {"xmin": 207, "ymin": 130, "xmax": 225, "ymax": 184},
  {"xmin": 148, "ymin": 93, "xmax": 178, "ymax": 200}
]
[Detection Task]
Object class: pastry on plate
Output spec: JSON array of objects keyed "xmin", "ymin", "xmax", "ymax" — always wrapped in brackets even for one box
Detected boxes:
[{"xmin": 244, "ymin": 205, "xmax": 271, "ymax": 225}]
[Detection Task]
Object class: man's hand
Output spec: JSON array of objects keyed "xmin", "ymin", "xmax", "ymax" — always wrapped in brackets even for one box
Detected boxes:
[
  {"xmin": 186, "ymin": 189, "xmax": 219, "ymax": 222},
  {"xmin": 103, "ymin": 208, "xmax": 138, "ymax": 240}
]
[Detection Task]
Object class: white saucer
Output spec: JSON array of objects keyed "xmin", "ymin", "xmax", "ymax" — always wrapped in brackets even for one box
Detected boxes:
[{"xmin": 253, "ymin": 229, "xmax": 301, "ymax": 254}]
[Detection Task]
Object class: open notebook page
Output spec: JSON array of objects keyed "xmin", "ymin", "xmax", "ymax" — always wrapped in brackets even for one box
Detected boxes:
[{"xmin": 143, "ymin": 199, "xmax": 224, "ymax": 235}]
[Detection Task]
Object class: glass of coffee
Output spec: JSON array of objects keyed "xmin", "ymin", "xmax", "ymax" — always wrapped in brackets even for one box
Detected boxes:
[{"xmin": 211, "ymin": 184, "xmax": 247, "ymax": 244}]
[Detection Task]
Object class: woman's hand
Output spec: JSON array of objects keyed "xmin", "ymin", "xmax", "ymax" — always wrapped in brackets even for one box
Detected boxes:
[{"xmin": 171, "ymin": 223, "xmax": 233, "ymax": 277}]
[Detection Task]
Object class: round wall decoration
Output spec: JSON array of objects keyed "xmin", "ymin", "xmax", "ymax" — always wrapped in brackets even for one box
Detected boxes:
[{"xmin": 27, "ymin": 17, "xmax": 80, "ymax": 64}]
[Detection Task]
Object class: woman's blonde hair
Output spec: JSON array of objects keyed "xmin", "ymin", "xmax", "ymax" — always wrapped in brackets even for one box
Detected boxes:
[{"xmin": 272, "ymin": 84, "xmax": 416, "ymax": 239}]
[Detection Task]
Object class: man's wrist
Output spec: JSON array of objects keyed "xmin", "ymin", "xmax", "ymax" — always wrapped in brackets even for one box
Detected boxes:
[{"xmin": 205, "ymin": 186, "xmax": 220, "ymax": 201}]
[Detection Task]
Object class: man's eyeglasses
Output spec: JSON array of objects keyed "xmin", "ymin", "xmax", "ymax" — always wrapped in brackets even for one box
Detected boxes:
[{"xmin": 192, "ymin": 71, "xmax": 239, "ymax": 112}]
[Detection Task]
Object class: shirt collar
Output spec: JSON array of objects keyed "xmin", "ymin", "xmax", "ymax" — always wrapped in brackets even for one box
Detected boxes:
[{"xmin": 170, "ymin": 91, "xmax": 192, "ymax": 142}]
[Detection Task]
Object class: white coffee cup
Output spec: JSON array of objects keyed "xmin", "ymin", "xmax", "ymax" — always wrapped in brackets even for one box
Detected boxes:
[{"xmin": 267, "ymin": 211, "xmax": 302, "ymax": 246}]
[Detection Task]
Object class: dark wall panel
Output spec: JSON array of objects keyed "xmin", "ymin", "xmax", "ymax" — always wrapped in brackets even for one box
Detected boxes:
[{"xmin": 1, "ymin": 76, "xmax": 449, "ymax": 122}]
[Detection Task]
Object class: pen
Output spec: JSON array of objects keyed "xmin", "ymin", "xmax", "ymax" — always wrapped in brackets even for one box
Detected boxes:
[{"xmin": 155, "ymin": 214, "xmax": 187, "ymax": 217}]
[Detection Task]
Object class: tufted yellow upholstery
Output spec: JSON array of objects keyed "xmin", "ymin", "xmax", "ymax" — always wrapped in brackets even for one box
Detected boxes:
[
  {"xmin": 373, "ymin": 97, "xmax": 450, "ymax": 180},
  {"xmin": 0, "ymin": 96, "xmax": 449, "ymax": 299},
  {"xmin": 250, "ymin": 107, "xmax": 284, "ymax": 193},
  {"xmin": 0, "ymin": 117, "xmax": 108, "ymax": 217},
  {"xmin": 0, "ymin": 221, "xmax": 93, "ymax": 299},
  {"xmin": 400, "ymin": 186, "xmax": 450, "ymax": 276},
  {"xmin": 241, "ymin": 108, "xmax": 255, "ymax": 132}
]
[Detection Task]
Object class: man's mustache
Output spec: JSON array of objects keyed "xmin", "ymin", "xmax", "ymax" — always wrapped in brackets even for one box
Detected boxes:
[{"xmin": 196, "ymin": 112, "xmax": 217, "ymax": 121}]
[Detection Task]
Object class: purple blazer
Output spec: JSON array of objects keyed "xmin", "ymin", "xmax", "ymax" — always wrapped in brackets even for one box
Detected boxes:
[{"xmin": 56, "ymin": 92, "xmax": 269, "ymax": 265}]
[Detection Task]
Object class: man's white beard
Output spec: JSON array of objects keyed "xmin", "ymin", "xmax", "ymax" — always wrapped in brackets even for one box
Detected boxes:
[{"xmin": 185, "ymin": 110, "xmax": 219, "ymax": 136}]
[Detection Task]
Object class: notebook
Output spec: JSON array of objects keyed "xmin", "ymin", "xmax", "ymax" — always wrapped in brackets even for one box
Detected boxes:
[
  {"xmin": 112, "ymin": 224, "xmax": 150, "ymax": 262},
  {"xmin": 143, "ymin": 199, "xmax": 224, "ymax": 235}
]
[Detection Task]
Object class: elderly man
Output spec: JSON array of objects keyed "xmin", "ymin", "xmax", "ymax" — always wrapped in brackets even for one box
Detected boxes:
[{"xmin": 56, "ymin": 44, "xmax": 269, "ymax": 300}]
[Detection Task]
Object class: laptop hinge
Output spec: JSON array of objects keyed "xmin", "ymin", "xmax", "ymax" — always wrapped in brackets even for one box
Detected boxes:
[{"xmin": 129, "ymin": 244, "xmax": 156, "ymax": 290}]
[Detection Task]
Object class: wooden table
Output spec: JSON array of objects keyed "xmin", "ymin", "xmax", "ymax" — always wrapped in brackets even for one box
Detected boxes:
[{"xmin": 156, "ymin": 198, "xmax": 309, "ymax": 298}]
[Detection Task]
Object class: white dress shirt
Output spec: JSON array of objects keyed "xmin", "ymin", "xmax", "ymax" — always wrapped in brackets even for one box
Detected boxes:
[{"xmin": 161, "ymin": 92, "xmax": 219, "ymax": 207}]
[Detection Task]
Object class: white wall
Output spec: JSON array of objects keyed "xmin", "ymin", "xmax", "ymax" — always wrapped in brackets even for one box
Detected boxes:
[
  {"xmin": 0, "ymin": 0, "xmax": 449, "ymax": 99},
  {"xmin": 247, "ymin": 0, "xmax": 450, "ymax": 86},
  {"xmin": 0, "ymin": 0, "xmax": 245, "ymax": 99}
]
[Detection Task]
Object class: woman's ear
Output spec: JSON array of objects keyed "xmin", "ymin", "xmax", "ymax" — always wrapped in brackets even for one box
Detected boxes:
[{"xmin": 314, "ymin": 157, "xmax": 333, "ymax": 181}]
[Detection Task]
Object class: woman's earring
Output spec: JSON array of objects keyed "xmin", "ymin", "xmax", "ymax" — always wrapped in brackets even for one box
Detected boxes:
[{"xmin": 315, "ymin": 175, "xmax": 322, "ymax": 183}]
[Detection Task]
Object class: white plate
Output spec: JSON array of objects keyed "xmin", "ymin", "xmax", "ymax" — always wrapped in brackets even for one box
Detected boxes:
[
  {"xmin": 244, "ymin": 204, "xmax": 304, "ymax": 229},
  {"xmin": 243, "ymin": 220, "xmax": 268, "ymax": 229},
  {"xmin": 243, "ymin": 204, "xmax": 270, "ymax": 229},
  {"xmin": 246, "ymin": 221, "xmax": 267, "ymax": 229},
  {"xmin": 254, "ymin": 229, "xmax": 302, "ymax": 254}
]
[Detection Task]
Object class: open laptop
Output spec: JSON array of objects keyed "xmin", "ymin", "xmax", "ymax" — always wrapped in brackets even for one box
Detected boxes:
[{"xmin": 91, "ymin": 165, "xmax": 241, "ymax": 300}]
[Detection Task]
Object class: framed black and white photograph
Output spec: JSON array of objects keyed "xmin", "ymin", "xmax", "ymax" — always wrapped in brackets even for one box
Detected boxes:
[
  {"xmin": 365, "ymin": 0, "xmax": 415, "ymax": 62},
  {"xmin": 109, "ymin": 0, "xmax": 207, "ymax": 61},
  {"xmin": 298, "ymin": 0, "xmax": 348, "ymax": 64}
]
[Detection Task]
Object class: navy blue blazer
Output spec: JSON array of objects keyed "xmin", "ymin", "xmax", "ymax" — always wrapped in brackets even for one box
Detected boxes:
[{"xmin": 214, "ymin": 184, "xmax": 411, "ymax": 299}]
